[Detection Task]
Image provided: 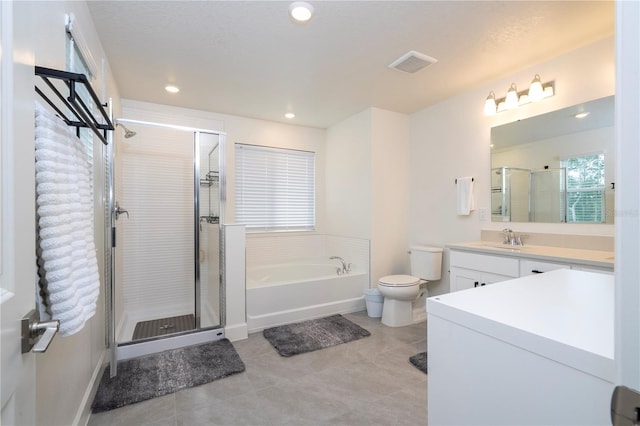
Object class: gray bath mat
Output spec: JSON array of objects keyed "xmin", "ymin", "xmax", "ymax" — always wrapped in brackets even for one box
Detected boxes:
[
  {"xmin": 132, "ymin": 314, "xmax": 195, "ymax": 340},
  {"xmin": 92, "ymin": 339, "xmax": 245, "ymax": 413},
  {"xmin": 409, "ymin": 352, "xmax": 427, "ymax": 374},
  {"xmin": 263, "ymin": 314, "xmax": 371, "ymax": 357}
]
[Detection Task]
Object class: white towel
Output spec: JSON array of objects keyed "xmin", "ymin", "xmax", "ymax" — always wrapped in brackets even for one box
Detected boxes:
[
  {"xmin": 35, "ymin": 102, "xmax": 100, "ymax": 336},
  {"xmin": 456, "ymin": 177, "xmax": 475, "ymax": 216}
]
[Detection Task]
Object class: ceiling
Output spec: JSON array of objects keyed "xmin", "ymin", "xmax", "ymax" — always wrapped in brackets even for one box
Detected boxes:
[{"xmin": 87, "ymin": 1, "xmax": 614, "ymax": 129}]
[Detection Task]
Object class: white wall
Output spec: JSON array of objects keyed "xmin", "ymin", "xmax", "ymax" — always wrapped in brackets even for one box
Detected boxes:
[
  {"xmin": 325, "ymin": 109, "xmax": 373, "ymax": 239},
  {"xmin": 21, "ymin": 1, "xmax": 121, "ymax": 425},
  {"xmin": 370, "ymin": 108, "xmax": 411, "ymax": 282},
  {"xmin": 409, "ymin": 37, "xmax": 615, "ymax": 296},
  {"xmin": 325, "ymin": 108, "xmax": 412, "ymax": 287}
]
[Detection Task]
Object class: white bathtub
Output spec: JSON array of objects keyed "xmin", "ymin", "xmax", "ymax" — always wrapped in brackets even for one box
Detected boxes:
[{"xmin": 246, "ymin": 262, "xmax": 368, "ymax": 332}]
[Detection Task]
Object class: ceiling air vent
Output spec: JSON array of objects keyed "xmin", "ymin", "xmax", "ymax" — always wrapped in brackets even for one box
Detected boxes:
[{"xmin": 389, "ymin": 50, "xmax": 438, "ymax": 74}]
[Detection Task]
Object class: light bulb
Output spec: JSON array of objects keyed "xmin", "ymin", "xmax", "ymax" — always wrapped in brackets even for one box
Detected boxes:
[
  {"xmin": 528, "ymin": 74, "xmax": 544, "ymax": 102},
  {"xmin": 484, "ymin": 91, "xmax": 497, "ymax": 116},
  {"xmin": 289, "ymin": 2, "xmax": 314, "ymax": 22},
  {"xmin": 505, "ymin": 83, "xmax": 519, "ymax": 110}
]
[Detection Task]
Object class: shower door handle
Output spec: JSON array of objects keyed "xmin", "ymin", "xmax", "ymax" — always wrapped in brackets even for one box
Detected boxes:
[{"xmin": 114, "ymin": 201, "xmax": 129, "ymax": 220}]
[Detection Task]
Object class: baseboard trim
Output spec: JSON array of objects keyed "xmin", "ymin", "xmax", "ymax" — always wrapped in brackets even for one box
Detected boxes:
[{"xmin": 74, "ymin": 350, "xmax": 105, "ymax": 426}]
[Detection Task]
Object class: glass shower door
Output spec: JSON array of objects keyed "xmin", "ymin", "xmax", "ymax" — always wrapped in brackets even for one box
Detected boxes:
[
  {"xmin": 114, "ymin": 125, "xmax": 197, "ymax": 344},
  {"xmin": 197, "ymin": 133, "xmax": 222, "ymax": 329}
]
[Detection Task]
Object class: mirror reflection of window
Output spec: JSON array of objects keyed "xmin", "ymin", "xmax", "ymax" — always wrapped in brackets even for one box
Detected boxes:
[{"xmin": 563, "ymin": 153, "xmax": 605, "ymax": 223}]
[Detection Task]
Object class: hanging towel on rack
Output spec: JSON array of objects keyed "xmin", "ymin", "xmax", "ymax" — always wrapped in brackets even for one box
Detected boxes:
[
  {"xmin": 34, "ymin": 102, "xmax": 100, "ymax": 336},
  {"xmin": 456, "ymin": 176, "xmax": 475, "ymax": 215}
]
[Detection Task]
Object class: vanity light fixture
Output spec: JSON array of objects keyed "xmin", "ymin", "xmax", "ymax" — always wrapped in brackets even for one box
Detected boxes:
[
  {"xmin": 483, "ymin": 74, "xmax": 555, "ymax": 116},
  {"xmin": 165, "ymin": 85, "xmax": 180, "ymax": 94},
  {"xmin": 289, "ymin": 2, "xmax": 314, "ymax": 22},
  {"xmin": 575, "ymin": 112, "xmax": 590, "ymax": 119},
  {"xmin": 285, "ymin": 112, "xmax": 296, "ymax": 119}
]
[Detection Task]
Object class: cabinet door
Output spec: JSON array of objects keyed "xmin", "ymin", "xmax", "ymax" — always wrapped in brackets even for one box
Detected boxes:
[
  {"xmin": 481, "ymin": 271, "xmax": 517, "ymax": 285},
  {"xmin": 572, "ymin": 266, "xmax": 614, "ymax": 275},
  {"xmin": 450, "ymin": 267, "xmax": 482, "ymax": 292},
  {"xmin": 520, "ymin": 259, "xmax": 570, "ymax": 276}
]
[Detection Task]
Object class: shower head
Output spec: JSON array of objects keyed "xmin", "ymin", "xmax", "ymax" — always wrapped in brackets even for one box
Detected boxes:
[{"xmin": 116, "ymin": 122, "xmax": 137, "ymax": 139}]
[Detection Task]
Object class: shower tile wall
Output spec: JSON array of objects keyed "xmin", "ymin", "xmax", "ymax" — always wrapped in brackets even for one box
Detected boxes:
[{"xmin": 117, "ymin": 127, "xmax": 195, "ymax": 340}]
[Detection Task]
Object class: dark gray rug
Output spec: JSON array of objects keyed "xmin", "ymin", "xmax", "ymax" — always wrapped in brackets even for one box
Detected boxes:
[
  {"xmin": 132, "ymin": 314, "xmax": 195, "ymax": 340},
  {"xmin": 410, "ymin": 352, "xmax": 427, "ymax": 374},
  {"xmin": 263, "ymin": 314, "xmax": 371, "ymax": 357},
  {"xmin": 92, "ymin": 339, "xmax": 245, "ymax": 413}
]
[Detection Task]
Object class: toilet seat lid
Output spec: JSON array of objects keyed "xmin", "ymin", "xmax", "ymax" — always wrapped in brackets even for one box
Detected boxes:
[{"xmin": 379, "ymin": 274, "xmax": 420, "ymax": 287}]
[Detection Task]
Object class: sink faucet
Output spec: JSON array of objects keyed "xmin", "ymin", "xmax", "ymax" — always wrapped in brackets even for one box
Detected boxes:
[
  {"xmin": 502, "ymin": 228, "xmax": 527, "ymax": 246},
  {"xmin": 330, "ymin": 256, "xmax": 351, "ymax": 275}
]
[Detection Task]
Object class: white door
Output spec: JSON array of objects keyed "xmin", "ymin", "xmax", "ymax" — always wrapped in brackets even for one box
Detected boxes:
[
  {"xmin": 613, "ymin": 1, "xmax": 640, "ymax": 423},
  {"xmin": 616, "ymin": 0, "xmax": 640, "ymax": 392},
  {"xmin": 0, "ymin": 1, "xmax": 37, "ymax": 423}
]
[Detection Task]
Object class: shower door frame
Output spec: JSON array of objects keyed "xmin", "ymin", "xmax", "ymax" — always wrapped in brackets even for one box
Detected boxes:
[{"xmin": 107, "ymin": 118, "xmax": 227, "ymax": 376}]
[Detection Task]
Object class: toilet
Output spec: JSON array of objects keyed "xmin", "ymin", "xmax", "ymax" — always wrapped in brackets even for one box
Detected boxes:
[{"xmin": 378, "ymin": 245, "xmax": 443, "ymax": 327}]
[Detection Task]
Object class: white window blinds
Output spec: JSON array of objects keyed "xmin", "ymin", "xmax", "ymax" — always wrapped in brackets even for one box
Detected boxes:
[
  {"xmin": 564, "ymin": 153, "xmax": 605, "ymax": 223},
  {"xmin": 235, "ymin": 144, "xmax": 315, "ymax": 232}
]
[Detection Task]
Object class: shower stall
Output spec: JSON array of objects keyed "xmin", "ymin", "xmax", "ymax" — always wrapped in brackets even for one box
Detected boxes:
[{"xmin": 107, "ymin": 118, "xmax": 227, "ymax": 372}]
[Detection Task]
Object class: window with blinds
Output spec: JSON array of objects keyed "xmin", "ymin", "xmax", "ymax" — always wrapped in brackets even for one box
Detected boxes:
[
  {"xmin": 564, "ymin": 153, "xmax": 605, "ymax": 223},
  {"xmin": 66, "ymin": 20, "xmax": 95, "ymax": 225},
  {"xmin": 235, "ymin": 144, "xmax": 315, "ymax": 232}
]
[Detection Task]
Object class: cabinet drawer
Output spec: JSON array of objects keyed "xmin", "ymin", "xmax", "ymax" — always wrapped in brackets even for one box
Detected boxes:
[
  {"xmin": 520, "ymin": 259, "xmax": 570, "ymax": 276},
  {"xmin": 450, "ymin": 250, "xmax": 519, "ymax": 277}
]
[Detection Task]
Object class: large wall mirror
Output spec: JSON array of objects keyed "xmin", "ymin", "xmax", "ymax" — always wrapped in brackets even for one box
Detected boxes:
[{"xmin": 491, "ymin": 96, "xmax": 614, "ymax": 224}]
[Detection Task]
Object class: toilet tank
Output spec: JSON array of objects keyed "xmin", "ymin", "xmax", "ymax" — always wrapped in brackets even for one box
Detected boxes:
[{"xmin": 410, "ymin": 245, "xmax": 443, "ymax": 281}]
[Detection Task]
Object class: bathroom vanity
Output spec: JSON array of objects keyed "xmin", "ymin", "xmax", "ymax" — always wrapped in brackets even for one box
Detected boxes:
[
  {"xmin": 427, "ymin": 269, "xmax": 615, "ymax": 425},
  {"xmin": 448, "ymin": 241, "xmax": 613, "ymax": 292}
]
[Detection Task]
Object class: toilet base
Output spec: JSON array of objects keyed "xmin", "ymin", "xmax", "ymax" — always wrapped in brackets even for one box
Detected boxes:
[{"xmin": 381, "ymin": 298, "xmax": 415, "ymax": 327}]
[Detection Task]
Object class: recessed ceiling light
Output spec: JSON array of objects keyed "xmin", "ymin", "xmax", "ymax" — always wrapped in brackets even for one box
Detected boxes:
[
  {"xmin": 289, "ymin": 2, "xmax": 314, "ymax": 22},
  {"xmin": 575, "ymin": 112, "xmax": 590, "ymax": 119},
  {"xmin": 165, "ymin": 85, "xmax": 180, "ymax": 94},
  {"xmin": 285, "ymin": 112, "xmax": 296, "ymax": 119}
]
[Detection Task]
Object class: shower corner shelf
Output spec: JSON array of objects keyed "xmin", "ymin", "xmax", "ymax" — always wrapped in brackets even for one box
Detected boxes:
[{"xmin": 34, "ymin": 66, "xmax": 114, "ymax": 145}]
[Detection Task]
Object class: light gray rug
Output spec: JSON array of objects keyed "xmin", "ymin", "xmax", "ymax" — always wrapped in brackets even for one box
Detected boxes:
[
  {"xmin": 409, "ymin": 352, "xmax": 427, "ymax": 374},
  {"xmin": 92, "ymin": 339, "xmax": 245, "ymax": 413},
  {"xmin": 263, "ymin": 314, "xmax": 371, "ymax": 357}
]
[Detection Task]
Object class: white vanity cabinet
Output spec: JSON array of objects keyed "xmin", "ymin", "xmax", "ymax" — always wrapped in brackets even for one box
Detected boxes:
[
  {"xmin": 449, "ymin": 250, "xmax": 519, "ymax": 292},
  {"xmin": 428, "ymin": 269, "xmax": 615, "ymax": 425},
  {"xmin": 448, "ymin": 244, "xmax": 613, "ymax": 293}
]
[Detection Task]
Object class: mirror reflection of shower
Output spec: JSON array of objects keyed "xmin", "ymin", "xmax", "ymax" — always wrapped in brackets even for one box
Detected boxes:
[{"xmin": 116, "ymin": 121, "xmax": 137, "ymax": 138}]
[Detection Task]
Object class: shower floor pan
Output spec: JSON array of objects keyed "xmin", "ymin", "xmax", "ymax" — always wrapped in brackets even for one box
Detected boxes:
[{"xmin": 132, "ymin": 314, "xmax": 195, "ymax": 340}]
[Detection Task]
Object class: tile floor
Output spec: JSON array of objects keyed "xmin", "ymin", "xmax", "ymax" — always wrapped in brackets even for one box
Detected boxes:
[{"xmin": 88, "ymin": 311, "xmax": 428, "ymax": 426}]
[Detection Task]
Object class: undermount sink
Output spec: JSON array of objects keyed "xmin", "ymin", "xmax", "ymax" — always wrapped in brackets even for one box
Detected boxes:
[{"xmin": 480, "ymin": 242, "xmax": 525, "ymax": 251}]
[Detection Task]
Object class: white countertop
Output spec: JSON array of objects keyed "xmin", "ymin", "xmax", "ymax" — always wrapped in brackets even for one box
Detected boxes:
[
  {"xmin": 448, "ymin": 241, "xmax": 614, "ymax": 269},
  {"xmin": 427, "ymin": 269, "xmax": 615, "ymax": 382}
]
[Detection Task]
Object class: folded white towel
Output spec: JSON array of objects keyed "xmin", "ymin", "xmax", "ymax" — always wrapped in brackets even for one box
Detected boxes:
[
  {"xmin": 35, "ymin": 101, "xmax": 101, "ymax": 337},
  {"xmin": 456, "ymin": 177, "xmax": 475, "ymax": 216}
]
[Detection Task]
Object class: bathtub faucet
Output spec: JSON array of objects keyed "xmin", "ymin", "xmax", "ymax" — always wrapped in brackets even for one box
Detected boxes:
[{"xmin": 330, "ymin": 256, "xmax": 351, "ymax": 275}]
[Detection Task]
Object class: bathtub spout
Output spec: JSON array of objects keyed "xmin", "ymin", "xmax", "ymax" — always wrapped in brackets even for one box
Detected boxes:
[{"xmin": 329, "ymin": 256, "xmax": 350, "ymax": 275}]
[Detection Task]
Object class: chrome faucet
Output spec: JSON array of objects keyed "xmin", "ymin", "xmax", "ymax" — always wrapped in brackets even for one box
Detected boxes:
[
  {"xmin": 502, "ymin": 228, "xmax": 527, "ymax": 246},
  {"xmin": 330, "ymin": 256, "xmax": 351, "ymax": 275}
]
